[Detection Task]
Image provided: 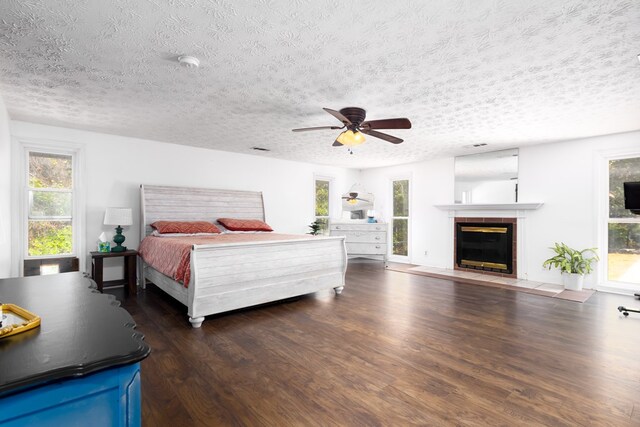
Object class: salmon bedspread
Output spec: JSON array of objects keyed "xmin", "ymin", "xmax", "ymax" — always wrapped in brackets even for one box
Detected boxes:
[{"xmin": 138, "ymin": 233, "xmax": 316, "ymax": 286}]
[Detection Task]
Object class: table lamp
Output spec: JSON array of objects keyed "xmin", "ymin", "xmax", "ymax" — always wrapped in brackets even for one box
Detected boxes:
[{"xmin": 104, "ymin": 207, "xmax": 133, "ymax": 252}]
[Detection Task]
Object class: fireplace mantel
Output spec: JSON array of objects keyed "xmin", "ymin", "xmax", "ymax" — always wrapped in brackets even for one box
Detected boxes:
[
  {"xmin": 434, "ymin": 202, "xmax": 543, "ymax": 211},
  {"xmin": 438, "ymin": 204, "xmax": 542, "ymax": 280}
]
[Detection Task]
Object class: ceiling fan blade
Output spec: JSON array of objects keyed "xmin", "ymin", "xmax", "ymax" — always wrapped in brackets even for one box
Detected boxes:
[
  {"xmin": 361, "ymin": 129, "xmax": 403, "ymax": 144},
  {"xmin": 360, "ymin": 118, "xmax": 412, "ymax": 130},
  {"xmin": 323, "ymin": 108, "xmax": 352, "ymax": 125},
  {"xmin": 292, "ymin": 126, "xmax": 343, "ymax": 132},
  {"xmin": 332, "ymin": 140, "xmax": 344, "ymax": 147}
]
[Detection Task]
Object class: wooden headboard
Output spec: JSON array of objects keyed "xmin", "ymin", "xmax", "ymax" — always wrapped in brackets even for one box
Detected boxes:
[{"xmin": 140, "ymin": 184, "xmax": 265, "ymax": 238}]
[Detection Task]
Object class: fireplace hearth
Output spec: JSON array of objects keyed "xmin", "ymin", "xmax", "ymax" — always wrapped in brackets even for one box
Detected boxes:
[{"xmin": 454, "ymin": 218, "xmax": 516, "ymax": 277}]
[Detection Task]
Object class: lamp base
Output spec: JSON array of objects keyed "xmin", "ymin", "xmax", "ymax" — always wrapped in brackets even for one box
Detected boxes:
[{"xmin": 111, "ymin": 225, "xmax": 127, "ymax": 253}]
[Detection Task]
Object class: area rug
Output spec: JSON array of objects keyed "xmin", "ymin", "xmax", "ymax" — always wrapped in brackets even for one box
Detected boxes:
[{"xmin": 386, "ymin": 264, "xmax": 595, "ymax": 303}]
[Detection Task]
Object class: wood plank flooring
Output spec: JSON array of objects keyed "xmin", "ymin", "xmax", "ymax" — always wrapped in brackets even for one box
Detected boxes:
[{"xmin": 115, "ymin": 260, "xmax": 640, "ymax": 426}]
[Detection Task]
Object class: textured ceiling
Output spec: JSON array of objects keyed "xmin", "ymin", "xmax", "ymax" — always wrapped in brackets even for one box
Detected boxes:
[{"xmin": 0, "ymin": 0, "xmax": 639, "ymax": 169}]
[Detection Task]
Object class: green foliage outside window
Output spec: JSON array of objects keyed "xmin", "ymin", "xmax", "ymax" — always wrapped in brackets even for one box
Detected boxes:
[
  {"xmin": 393, "ymin": 219, "xmax": 408, "ymax": 256},
  {"xmin": 315, "ymin": 180, "xmax": 330, "ymax": 235},
  {"xmin": 29, "ymin": 153, "xmax": 72, "ymax": 189},
  {"xmin": 28, "ymin": 221, "xmax": 73, "ymax": 256},
  {"xmin": 608, "ymin": 157, "xmax": 640, "ymax": 284},
  {"xmin": 28, "ymin": 152, "xmax": 74, "ymax": 256},
  {"xmin": 609, "ymin": 158, "xmax": 640, "ymax": 253},
  {"xmin": 393, "ymin": 180, "xmax": 409, "ymax": 217},
  {"xmin": 315, "ymin": 180, "xmax": 329, "ymax": 216},
  {"xmin": 393, "ymin": 180, "xmax": 409, "ymax": 256}
]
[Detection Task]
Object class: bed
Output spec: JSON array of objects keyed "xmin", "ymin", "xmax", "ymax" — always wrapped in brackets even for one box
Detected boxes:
[{"xmin": 138, "ymin": 184, "xmax": 347, "ymax": 328}]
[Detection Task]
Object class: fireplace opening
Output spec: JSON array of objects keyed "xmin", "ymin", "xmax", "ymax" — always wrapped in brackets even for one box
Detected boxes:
[{"xmin": 456, "ymin": 222, "xmax": 514, "ymax": 274}]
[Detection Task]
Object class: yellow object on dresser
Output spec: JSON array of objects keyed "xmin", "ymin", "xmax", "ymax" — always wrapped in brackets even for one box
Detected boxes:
[{"xmin": 0, "ymin": 303, "xmax": 41, "ymax": 339}]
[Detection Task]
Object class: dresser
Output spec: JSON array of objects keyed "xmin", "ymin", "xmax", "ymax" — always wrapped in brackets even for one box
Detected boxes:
[
  {"xmin": 0, "ymin": 272, "xmax": 150, "ymax": 426},
  {"xmin": 329, "ymin": 221, "xmax": 387, "ymax": 264}
]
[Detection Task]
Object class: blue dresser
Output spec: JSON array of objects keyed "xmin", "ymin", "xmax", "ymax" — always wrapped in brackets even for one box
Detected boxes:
[{"xmin": 0, "ymin": 273, "xmax": 150, "ymax": 426}]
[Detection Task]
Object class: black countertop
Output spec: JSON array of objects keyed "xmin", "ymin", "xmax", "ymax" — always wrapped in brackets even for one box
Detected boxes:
[{"xmin": 0, "ymin": 272, "xmax": 150, "ymax": 395}]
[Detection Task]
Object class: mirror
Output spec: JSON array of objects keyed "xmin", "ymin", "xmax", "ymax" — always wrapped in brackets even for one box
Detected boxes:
[
  {"xmin": 342, "ymin": 190, "xmax": 374, "ymax": 220},
  {"xmin": 454, "ymin": 148, "xmax": 518, "ymax": 204}
]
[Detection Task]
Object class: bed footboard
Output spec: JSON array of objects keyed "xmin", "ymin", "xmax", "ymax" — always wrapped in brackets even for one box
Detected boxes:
[{"xmin": 186, "ymin": 236, "xmax": 347, "ymax": 326}]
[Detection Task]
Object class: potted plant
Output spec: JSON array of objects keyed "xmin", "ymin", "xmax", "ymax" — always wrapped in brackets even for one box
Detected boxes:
[
  {"xmin": 542, "ymin": 242, "xmax": 599, "ymax": 291},
  {"xmin": 308, "ymin": 220, "xmax": 322, "ymax": 236}
]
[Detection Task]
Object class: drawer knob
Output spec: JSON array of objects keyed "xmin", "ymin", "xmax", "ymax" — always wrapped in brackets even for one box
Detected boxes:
[
  {"xmin": 375, "ymin": 245, "xmax": 381, "ymax": 249},
  {"xmin": 336, "ymin": 226, "xmax": 340, "ymax": 229},
  {"xmin": 376, "ymin": 227, "xmax": 381, "ymax": 230},
  {"xmin": 375, "ymin": 237, "xmax": 380, "ymax": 240}
]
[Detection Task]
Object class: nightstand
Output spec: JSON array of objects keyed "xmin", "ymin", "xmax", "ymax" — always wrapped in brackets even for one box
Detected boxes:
[{"xmin": 90, "ymin": 250, "xmax": 138, "ymax": 295}]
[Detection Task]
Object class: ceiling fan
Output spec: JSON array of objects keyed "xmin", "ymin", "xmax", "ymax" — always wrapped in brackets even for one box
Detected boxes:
[
  {"xmin": 342, "ymin": 192, "xmax": 370, "ymax": 204},
  {"xmin": 292, "ymin": 107, "xmax": 412, "ymax": 147}
]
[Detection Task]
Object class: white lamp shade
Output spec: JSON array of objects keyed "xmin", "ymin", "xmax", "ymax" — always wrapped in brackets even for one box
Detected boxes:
[{"xmin": 104, "ymin": 207, "xmax": 133, "ymax": 226}]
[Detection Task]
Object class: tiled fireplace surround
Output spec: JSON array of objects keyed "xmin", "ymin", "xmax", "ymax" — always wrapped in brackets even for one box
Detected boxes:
[
  {"xmin": 454, "ymin": 217, "xmax": 517, "ymax": 279},
  {"xmin": 434, "ymin": 204, "xmax": 538, "ymax": 281}
]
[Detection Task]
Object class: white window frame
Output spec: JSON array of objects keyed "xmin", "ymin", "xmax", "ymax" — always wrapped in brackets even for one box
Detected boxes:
[
  {"xmin": 389, "ymin": 175, "xmax": 411, "ymax": 262},
  {"xmin": 12, "ymin": 138, "xmax": 86, "ymax": 276},
  {"xmin": 313, "ymin": 175, "xmax": 333, "ymax": 235},
  {"xmin": 596, "ymin": 147, "xmax": 640, "ymax": 294}
]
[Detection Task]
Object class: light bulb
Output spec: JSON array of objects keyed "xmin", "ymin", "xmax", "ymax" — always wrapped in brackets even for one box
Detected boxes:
[{"xmin": 336, "ymin": 130, "xmax": 366, "ymax": 147}]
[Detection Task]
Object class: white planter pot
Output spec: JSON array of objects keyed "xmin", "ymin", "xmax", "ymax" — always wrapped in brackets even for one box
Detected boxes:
[{"xmin": 562, "ymin": 273, "xmax": 584, "ymax": 291}]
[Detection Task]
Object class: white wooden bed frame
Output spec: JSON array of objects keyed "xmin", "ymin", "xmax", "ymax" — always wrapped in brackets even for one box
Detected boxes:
[{"xmin": 139, "ymin": 184, "xmax": 347, "ymax": 328}]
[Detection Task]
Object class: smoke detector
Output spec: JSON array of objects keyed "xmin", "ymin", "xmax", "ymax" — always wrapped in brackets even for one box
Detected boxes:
[{"xmin": 178, "ymin": 55, "xmax": 200, "ymax": 68}]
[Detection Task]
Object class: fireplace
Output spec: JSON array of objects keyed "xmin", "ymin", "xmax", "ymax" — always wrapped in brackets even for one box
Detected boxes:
[{"xmin": 454, "ymin": 218, "xmax": 516, "ymax": 277}]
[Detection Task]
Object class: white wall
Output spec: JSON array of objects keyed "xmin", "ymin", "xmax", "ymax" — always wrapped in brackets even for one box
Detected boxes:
[
  {"xmin": 0, "ymin": 94, "xmax": 11, "ymax": 278},
  {"xmin": 361, "ymin": 130, "xmax": 640, "ymax": 288},
  {"xmin": 11, "ymin": 121, "xmax": 359, "ymax": 280},
  {"xmin": 359, "ymin": 157, "xmax": 454, "ymax": 267},
  {"xmin": 520, "ymin": 131, "xmax": 640, "ymax": 288}
]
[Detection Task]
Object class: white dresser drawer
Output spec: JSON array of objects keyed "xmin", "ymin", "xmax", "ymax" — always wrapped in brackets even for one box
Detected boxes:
[
  {"xmin": 329, "ymin": 222, "xmax": 388, "ymax": 260},
  {"xmin": 346, "ymin": 242, "xmax": 386, "ymax": 255},
  {"xmin": 332, "ymin": 231, "xmax": 386, "ymax": 244},
  {"xmin": 330, "ymin": 223, "xmax": 386, "ymax": 232}
]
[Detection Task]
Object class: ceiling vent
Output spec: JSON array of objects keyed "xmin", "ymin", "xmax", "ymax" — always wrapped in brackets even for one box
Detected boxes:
[
  {"xmin": 251, "ymin": 147, "xmax": 270, "ymax": 152},
  {"xmin": 473, "ymin": 143, "xmax": 488, "ymax": 147}
]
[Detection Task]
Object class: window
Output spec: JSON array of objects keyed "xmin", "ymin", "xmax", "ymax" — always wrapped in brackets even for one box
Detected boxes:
[
  {"xmin": 315, "ymin": 179, "xmax": 330, "ymax": 235},
  {"xmin": 26, "ymin": 151, "xmax": 75, "ymax": 258},
  {"xmin": 607, "ymin": 156, "xmax": 640, "ymax": 285},
  {"xmin": 392, "ymin": 179, "xmax": 409, "ymax": 257}
]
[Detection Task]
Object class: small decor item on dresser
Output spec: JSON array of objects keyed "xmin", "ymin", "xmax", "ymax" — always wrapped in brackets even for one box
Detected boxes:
[
  {"xmin": 367, "ymin": 210, "xmax": 376, "ymax": 223},
  {"xmin": 0, "ymin": 303, "xmax": 41, "ymax": 339},
  {"xmin": 103, "ymin": 207, "xmax": 133, "ymax": 252}
]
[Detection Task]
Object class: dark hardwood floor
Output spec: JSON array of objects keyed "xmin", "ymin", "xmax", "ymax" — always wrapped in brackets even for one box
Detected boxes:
[{"xmin": 114, "ymin": 260, "xmax": 640, "ymax": 426}]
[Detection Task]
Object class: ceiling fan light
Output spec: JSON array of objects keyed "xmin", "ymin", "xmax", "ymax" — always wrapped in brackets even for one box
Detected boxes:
[
  {"xmin": 347, "ymin": 198, "xmax": 358, "ymax": 205},
  {"xmin": 336, "ymin": 130, "xmax": 366, "ymax": 147}
]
